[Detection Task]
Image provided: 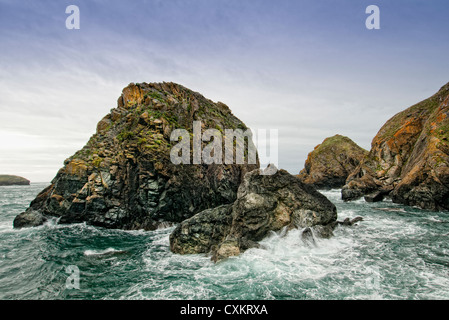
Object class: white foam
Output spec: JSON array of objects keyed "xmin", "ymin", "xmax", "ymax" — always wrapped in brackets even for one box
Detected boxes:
[{"xmin": 83, "ymin": 248, "xmax": 125, "ymax": 257}]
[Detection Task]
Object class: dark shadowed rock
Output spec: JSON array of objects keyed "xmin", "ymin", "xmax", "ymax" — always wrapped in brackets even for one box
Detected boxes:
[
  {"xmin": 338, "ymin": 216, "xmax": 363, "ymax": 226},
  {"xmin": 170, "ymin": 166, "xmax": 338, "ymax": 262},
  {"xmin": 342, "ymin": 82, "xmax": 449, "ymax": 211},
  {"xmin": 364, "ymin": 191, "xmax": 386, "ymax": 203},
  {"xmin": 169, "ymin": 204, "xmax": 233, "ymax": 255},
  {"xmin": 14, "ymin": 82, "xmax": 259, "ymax": 229},
  {"xmin": 13, "ymin": 209, "xmax": 47, "ymax": 229},
  {"xmin": 297, "ymin": 135, "xmax": 368, "ymax": 189}
]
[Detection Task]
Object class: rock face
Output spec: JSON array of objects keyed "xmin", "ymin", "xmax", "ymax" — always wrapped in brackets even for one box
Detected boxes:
[
  {"xmin": 342, "ymin": 82, "xmax": 449, "ymax": 211},
  {"xmin": 297, "ymin": 135, "xmax": 368, "ymax": 189},
  {"xmin": 170, "ymin": 167, "xmax": 338, "ymax": 261},
  {"xmin": 13, "ymin": 82, "xmax": 259, "ymax": 229},
  {"xmin": 0, "ymin": 175, "xmax": 30, "ymax": 186}
]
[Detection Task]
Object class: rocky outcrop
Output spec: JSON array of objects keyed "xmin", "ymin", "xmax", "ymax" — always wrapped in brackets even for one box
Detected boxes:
[
  {"xmin": 14, "ymin": 82, "xmax": 259, "ymax": 229},
  {"xmin": 0, "ymin": 175, "xmax": 30, "ymax": 186},
  {"xmin": 342, "ymin": 82, "xmax": 449, "ymax": 211},
  {"xmin": 170, "ymin": 166, "xmax": 338, "ymax": 261},
  {"xmin": 297, "ymin": 135, "xmax": 368, "ymax": 189},
  {"xmin": 13, "ymin": 209, "xmax": 47, "ymax": 229}
]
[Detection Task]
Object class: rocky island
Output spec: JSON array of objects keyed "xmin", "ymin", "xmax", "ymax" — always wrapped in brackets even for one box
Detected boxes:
[
  {"xmin": 14, "ymin": 82, "xmax": 258, "ymax": 229},
  {"xmin": 342, "ymin": 82, "xmax": 449, "ymax": 211},
  {"xmin": 0, "ymin": 175, "xmax": 30, "ymax": 186},
  {"xmin": 297, "ymin": 135, "xmax": 368, "ymax": 189}
]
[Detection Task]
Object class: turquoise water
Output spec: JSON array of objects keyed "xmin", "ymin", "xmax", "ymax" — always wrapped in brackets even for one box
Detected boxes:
[{"xmin": 1, "ymin": 183, "xmax": 449, "ymax": 300}]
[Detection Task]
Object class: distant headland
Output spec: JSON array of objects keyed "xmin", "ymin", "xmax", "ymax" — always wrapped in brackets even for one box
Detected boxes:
[{"xmin": 0, "ymin": 175, "xmax": 30, "ymax": 186}]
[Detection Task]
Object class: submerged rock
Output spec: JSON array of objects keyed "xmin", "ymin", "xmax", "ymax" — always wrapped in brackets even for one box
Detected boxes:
[
  {"xmin": 301, "ymin": 227, "xmax": 317, "ymax": 247},
  {"xmin": 170, "ymin": 166, "xmax": 338, "ymax": 262},
  {"xmin": 14, "ymin": 82, "xmax": 258, "ymax": 229},
  {"xmin": 342, "ymin": 82, "xmax": 449, "ymax": 211},
  {"xmin": 297, "ymin": 135, "xmax": 368, "ymax": 189},
  {"xmin": 338, "ymin": 216, "xmax": 363, "ymax": 226}
]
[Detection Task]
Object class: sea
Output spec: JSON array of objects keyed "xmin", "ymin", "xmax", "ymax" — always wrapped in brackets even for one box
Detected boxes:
[{"xmin": 1, "ymin": 182, "xmax": 448, "ymax": 300}]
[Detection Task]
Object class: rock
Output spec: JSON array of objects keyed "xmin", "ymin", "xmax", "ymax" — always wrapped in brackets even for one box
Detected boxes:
[
  {"xmin": 13, "ymin": 209, "xmax": 47, "ymax": 229},
  {"xmin": 364, "ymin": 191, "xmax": 385, "ymax": 202},
  {"xmin": 170, "ymin": 167, "xmax": 338, "ymax": 261},
  {"xmin": 338, "ymin": 216, "xmax": 363, "ymax": 226},
  {"xmin": 14, "ymin": 82, "xmax": 259, "ymax": 229},
  {"xmin": 349, "ymin": 216, "xmax": 363, "ymax": 225},
  {"xmin": 342, "ymin": 82, "xmax": 449, "ymax": 211},
  {"xmin": 169, "ymin": 204, "xmax": 233, "ymax": 255},
  {"xmin": 0, "ymin": 175, "xmax": 30, "ymax": 186},
  {"xmin": 301, "ymin": 227, "xmax": 316, "ymax": 247},
  {"xmin": 297, "ymin": 135, "xmax": 368, "ymax": 189}
]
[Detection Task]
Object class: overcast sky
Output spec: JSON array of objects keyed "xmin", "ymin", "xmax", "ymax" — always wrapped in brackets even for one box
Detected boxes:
[{"xmin": 1, "ymin": 0, "xmax": 449, "ymax": 182}]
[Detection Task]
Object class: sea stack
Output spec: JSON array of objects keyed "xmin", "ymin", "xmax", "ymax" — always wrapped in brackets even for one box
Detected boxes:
[
  {"xmin": 342, "ymin": 82, "xmax": 449, "ymax": 211},
  {"xmin": 297, "ymin": 135, "xmax": 368, "ymax": 189},
  {"xmin": 13, "ymin": 82, "xmax": 259, "ymax": 229}
]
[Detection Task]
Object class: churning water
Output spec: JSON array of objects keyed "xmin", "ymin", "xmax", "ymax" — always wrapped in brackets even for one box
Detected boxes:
[{"xmin": 1, "ymin": 183, "xmax": 448, "ymax": 300}]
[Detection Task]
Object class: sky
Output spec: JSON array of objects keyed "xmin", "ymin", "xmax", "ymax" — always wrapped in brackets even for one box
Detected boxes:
[{"xmin": 1, "ymin": 0, "xmax": 449, "ymax": 182}]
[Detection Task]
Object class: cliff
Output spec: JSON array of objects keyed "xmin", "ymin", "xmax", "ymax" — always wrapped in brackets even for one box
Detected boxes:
[
  {"xmin": 342, "ymin": 82, "xmax": 449, "ymax": 211},
  {"xmin": 13, "ymin": 82, "xmax": 259, "ymax": 229},
  {"xmin": 297, "ymin": 135, "xmax": 368, "ymax": 189}
]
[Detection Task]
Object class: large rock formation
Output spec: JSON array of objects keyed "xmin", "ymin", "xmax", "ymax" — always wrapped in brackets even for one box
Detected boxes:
[
  {"xmin": 13, "ymin": 82, "xmax": 259, "ymax": 229},
  {"xmin": 0, "ymin": 175, "xmax": 30, "ymax": 186},
  {"xmin": 342, "ymin": 82, "xmax": 449, "ymax": 211},
  {"xmin": 170, "ymin": 167, "xmax": 338, "ymax": 261},
  {"xmin": 297, "ymin": 135, "xmax": 368, "ymax": 189}
]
